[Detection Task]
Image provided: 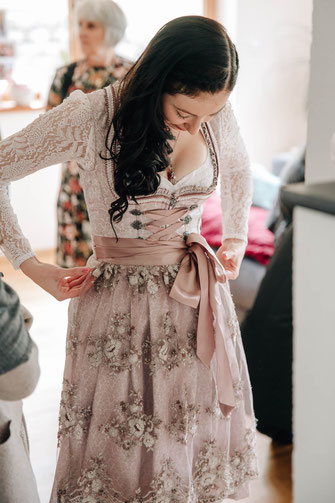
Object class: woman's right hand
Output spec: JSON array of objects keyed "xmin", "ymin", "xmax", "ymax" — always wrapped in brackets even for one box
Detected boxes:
[{"xmin": 20, "ymin": 256, "xmax": 94, "ymax": 301}]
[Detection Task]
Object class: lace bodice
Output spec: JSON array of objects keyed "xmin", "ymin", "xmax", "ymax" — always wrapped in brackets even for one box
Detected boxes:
[{"xmin": 0, "ymin": 84, "xmax": 252, "ymax": 269}]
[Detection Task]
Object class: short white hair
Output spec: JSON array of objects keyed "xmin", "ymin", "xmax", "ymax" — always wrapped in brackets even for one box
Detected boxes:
[{"xmin": 76, "ymin": 0, "xmax": 127, "ymax": 47}]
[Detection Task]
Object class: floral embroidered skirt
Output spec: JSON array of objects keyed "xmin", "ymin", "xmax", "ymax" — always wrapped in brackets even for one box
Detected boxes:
[{"xmin": 50, "ymin": 261, "xmax": 258, "ymax": 503}]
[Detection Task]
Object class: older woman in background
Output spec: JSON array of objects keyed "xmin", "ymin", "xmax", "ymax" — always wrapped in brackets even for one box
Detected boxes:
[{"xmin": 47, "ymin": 0, "xmax": 130, "ymax": 267}]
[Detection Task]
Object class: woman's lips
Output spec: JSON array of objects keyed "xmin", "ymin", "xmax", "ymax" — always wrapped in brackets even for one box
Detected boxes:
[{"xmin": 174, "ymin": 124, "xmax": 186, "ymax": 131}]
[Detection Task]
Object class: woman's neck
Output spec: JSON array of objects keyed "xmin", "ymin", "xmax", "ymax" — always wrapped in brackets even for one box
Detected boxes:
[{"xmin": 85, "ymin": 47, "xmax": 115, "ymax": 67}]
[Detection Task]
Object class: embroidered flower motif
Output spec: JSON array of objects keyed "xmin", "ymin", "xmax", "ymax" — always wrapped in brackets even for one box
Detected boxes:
[
  {"xmin": 193, "ymin": 432, "xmax": 258, "ymax": 499},
  {"xmin": 143, "ymin": 313, "xmax": 197, "ymax": 374},
  {"xmin": 100, "ymin": 390, "xmax": 162, "ymax": 452},
  {"xmin": 162, "ymin": 264, "xmax": 179, "ymax": 287},
  {"xmin": 58, "ymin": 456, "xmax": 185, "ymax": 502},
  {"xmin": 58, "ymin": 380, "xmax": 92, "ymax": 447},
  {"xmin": 127, "ymin": 265, "xmax": 179, "ymax": 295},
  {"xmin": 87, "ymin": 313, "xmax": 142, "ymax": 374},
  {"xmin": 228, "ymin": 317, "xmax": 240, "ymax": 346},
  {"xmin": 66, "ymin": 332, "xmax": 81, "ymax": 356},
  {"xmin": 92, "ymin": 263, "xmax": 180, "ymax": 295},
  {"xmin": 93, "ymin": 263, "xmax": 122, "ymax": 292},
  {"xmin": 147, "ymin": 278, "xmax": 158, "ymax": 295},
  {"xmin": 57, "ymin": 429, "xmax": 258, "ymax": 502},
  {"xmin": 58, "ymin": 456, "xmax": 114, "ymax": 502},
  {"xmin": 167, "ymin": 389, "xmax": 200, "ymax": 444},
  {"xmin": 66, "ymin": 317, "xmax": 83, "ymax": 356},
  {"xmin": 233, "ymin": 379, "xmax": 244, "ymax": 409},
  {"xmin": 205, "ymin": 401, "xmax": 231, "ymax": 422}
]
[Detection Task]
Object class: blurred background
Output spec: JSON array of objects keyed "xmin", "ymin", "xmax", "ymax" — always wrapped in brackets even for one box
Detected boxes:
[
  {"xmin": 0, "ymin": 0, "xmax": 312, "ymax": 253},
  {"xmin": 2, "ymin": 1, "xmax": 335, "ymax": 502}
]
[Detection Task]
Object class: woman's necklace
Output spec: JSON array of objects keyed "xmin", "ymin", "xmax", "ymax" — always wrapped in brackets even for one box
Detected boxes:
[{"xmin": 167, "ymin": 131, "xmax": 181, "ymax": 185}]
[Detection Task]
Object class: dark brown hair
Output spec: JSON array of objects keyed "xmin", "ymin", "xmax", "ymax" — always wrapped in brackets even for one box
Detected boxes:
[{"xmin": 105, "ymin": 15, "xmax": 239, "ymax": 227}]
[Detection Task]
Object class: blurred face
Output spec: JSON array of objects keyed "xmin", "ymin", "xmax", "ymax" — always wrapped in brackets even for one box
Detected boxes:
[
  {"xmin": 78, "ymin": 18, "xmax": 106, "ymax": 57},
  {"xmin": 162, "ymin": 88, "xmax": 231, "ymax": 136}
]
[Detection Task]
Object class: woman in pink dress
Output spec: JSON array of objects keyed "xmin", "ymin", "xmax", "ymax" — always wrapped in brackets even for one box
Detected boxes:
[{"xmin": 0, "ymin": 16, "xmax": 258, "ymax": 502}]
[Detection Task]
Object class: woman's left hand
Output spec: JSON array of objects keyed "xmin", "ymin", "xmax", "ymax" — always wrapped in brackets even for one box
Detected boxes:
[{"xmin": 216, "ymin": 238, "xmax": 246, "ymax": 280}]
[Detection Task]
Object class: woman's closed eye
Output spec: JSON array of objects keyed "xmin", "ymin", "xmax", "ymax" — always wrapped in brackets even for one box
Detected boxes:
[{"xmin": 176, "ymin": 110, "xmax": 190, "ymax": 120}]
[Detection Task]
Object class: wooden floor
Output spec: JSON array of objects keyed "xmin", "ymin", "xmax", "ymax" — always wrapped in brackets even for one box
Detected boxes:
[{"xmin": 0, "ymin": 250, "xmax": 292, "ymax": 503}]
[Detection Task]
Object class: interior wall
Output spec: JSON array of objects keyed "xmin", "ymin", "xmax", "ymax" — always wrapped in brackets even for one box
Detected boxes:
[
  {"xmin": 305, "ymin": 0, "xmax": 335, "ymax": 184},
  {"xmin": 219, "ymin": 0, "xmax": 313, "ymax": 170},
  {"xmin": 293, "ymin": 206, "xmax": 335, "ymax": 501}
]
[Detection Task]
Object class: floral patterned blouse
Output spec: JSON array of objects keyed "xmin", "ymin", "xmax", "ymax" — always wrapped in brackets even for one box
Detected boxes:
[{"xmin": 47, "ymin": 57, "xmax": 130, "ymax": 109}]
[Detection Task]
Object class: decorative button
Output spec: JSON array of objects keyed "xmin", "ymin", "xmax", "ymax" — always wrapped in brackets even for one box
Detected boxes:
[
  {"xmin": 131, "ymin": 220, "xmax": 144, "ymax": 230},
  {"xmin": 130, "ymin": 209, "xmax": 142, "ymax": 216},
  {"xmin": 169, "ymin": 193, "xmax": 177, "ymax": 209}
]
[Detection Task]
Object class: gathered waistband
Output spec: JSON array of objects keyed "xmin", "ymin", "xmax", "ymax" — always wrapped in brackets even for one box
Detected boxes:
[{"xmin": 93, "ymin": 235, "xmax": 187, "ymax": 266}]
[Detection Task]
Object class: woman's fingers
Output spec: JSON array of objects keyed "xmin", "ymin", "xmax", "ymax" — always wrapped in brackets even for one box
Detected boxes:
[
  {"xmin": 63, "ymin": 272, "xmax": 91, "ymax": 289},
  {"xmin": 225, "ymin": 269, "xmax": 238, "ymax": 280},
  {"xmin": 62, "ymin": 267, "xmax": 92, "ymax": 277},
  {"xmin": 57, "ymin": 270, "xmax": 95, "ymax": 299},
  {"xmin": 58, "ymin": 269, "xmax": 91, "ymax": 287},
  {"xmin": 221, "ymin": 250, "xmax": 235, "ymax": 260},
  {"xmin": 79, "ymin": 274, "xmax": 95, "ymax": 295}
]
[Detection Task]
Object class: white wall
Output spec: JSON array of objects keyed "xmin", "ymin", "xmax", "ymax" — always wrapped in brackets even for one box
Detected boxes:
[
  {"xmin": 293, "ymin": 206, "xmax": 335, "ymax": 502},
  {"xmin": 219, "ymin": 0, "xmax": 313, "ymax": 169},
  {"xmin": 305, "ymin": 0, "xmax": 335, "ymax": 184}
]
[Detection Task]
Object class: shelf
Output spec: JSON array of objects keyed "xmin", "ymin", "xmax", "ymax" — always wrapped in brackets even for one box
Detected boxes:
[
  {"xmin": 281, "ymin": 181, "xmax": 335, "ymax": 216},
  {"xmin": 0, "ymin": 100, "xmax": 45, "ymax": 113}
]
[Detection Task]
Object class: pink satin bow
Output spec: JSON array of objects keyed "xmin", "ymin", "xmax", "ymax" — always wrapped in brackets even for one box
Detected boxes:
[{"xmin": 170, "ymin": 233, "xmax": 236, "ymax": 415}]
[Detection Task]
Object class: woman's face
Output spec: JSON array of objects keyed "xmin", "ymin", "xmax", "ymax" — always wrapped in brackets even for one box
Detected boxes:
[
  {"xmin": 78, "ymin": 18, "xmax": 106, "ymax": 57},
  {"xmin": 162, "ymin": 87, "xmax": 231, "ymax": 136}
]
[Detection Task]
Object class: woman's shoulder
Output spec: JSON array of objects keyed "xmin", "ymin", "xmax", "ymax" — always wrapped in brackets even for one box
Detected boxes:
[
  {"xmin": 88, "ymin": 80, "xmax": 121, "ymax": 120},
  {"xmin": 209, "ymin": 100, "xmax": 239, "ymax": 143},
  {"xmin": 83, "ymin": 86, "xmax": 115, "ymax": 126}
]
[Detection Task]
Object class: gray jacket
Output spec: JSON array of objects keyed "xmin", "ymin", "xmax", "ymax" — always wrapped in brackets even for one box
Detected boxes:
[{"xmin": 0, "ymin": 275, "xmax": 40, "ymax": 503}]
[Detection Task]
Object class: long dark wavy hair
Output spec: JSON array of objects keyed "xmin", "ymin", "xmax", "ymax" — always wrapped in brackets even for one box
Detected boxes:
[{"xmin": 105, "ymin": 15, "xmax": 239, "ymax": 228}]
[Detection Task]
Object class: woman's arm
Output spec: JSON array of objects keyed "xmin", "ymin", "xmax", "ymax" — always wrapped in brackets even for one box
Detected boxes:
[
  {"xmin": 0, "ymin": 91, "xmax": 96, "ymax": 297},
  {"xmin": 211, "ymin": 102, "xmax": 253, "ymax": 279},
  {"xmin": 0, "ymin": 90, "xmax": 96, "ymax": 269}
]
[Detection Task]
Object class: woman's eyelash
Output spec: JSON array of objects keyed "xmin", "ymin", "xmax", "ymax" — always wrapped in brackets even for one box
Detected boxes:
[{"xmin": 176, "ymin": 110, "xmax": 189, "ymax": 119}]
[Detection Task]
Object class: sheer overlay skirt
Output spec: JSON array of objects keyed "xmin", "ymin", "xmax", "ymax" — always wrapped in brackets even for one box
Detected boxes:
[{"xmin": 50, "ymin": 261, "xmax": 258, "ymax": 503}]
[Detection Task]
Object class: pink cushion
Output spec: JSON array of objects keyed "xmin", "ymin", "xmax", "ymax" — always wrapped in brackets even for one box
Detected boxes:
[{"xmin": 201, "ymin": 191, "xmax": 275, "ymax": 265}]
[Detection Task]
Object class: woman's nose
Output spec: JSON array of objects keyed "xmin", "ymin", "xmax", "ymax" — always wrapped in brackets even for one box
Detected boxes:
[{"xmin": 185, "ymin": 117, "xmax": 203, "ymax": 135}]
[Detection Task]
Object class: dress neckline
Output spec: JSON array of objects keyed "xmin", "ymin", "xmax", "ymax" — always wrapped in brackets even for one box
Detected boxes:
[{"xmin": 159, "ymin": 128, "xmax": 210, "ymax": 188}]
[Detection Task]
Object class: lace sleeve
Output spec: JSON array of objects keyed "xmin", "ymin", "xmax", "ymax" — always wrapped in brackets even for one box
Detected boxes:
[
  {"xmin": 0, "ymin": 90, "xmax": 96, "ymax": 269},
  {"xmin": 212, "ymin": 101, "xmax": 252, "ymax": 243}
]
